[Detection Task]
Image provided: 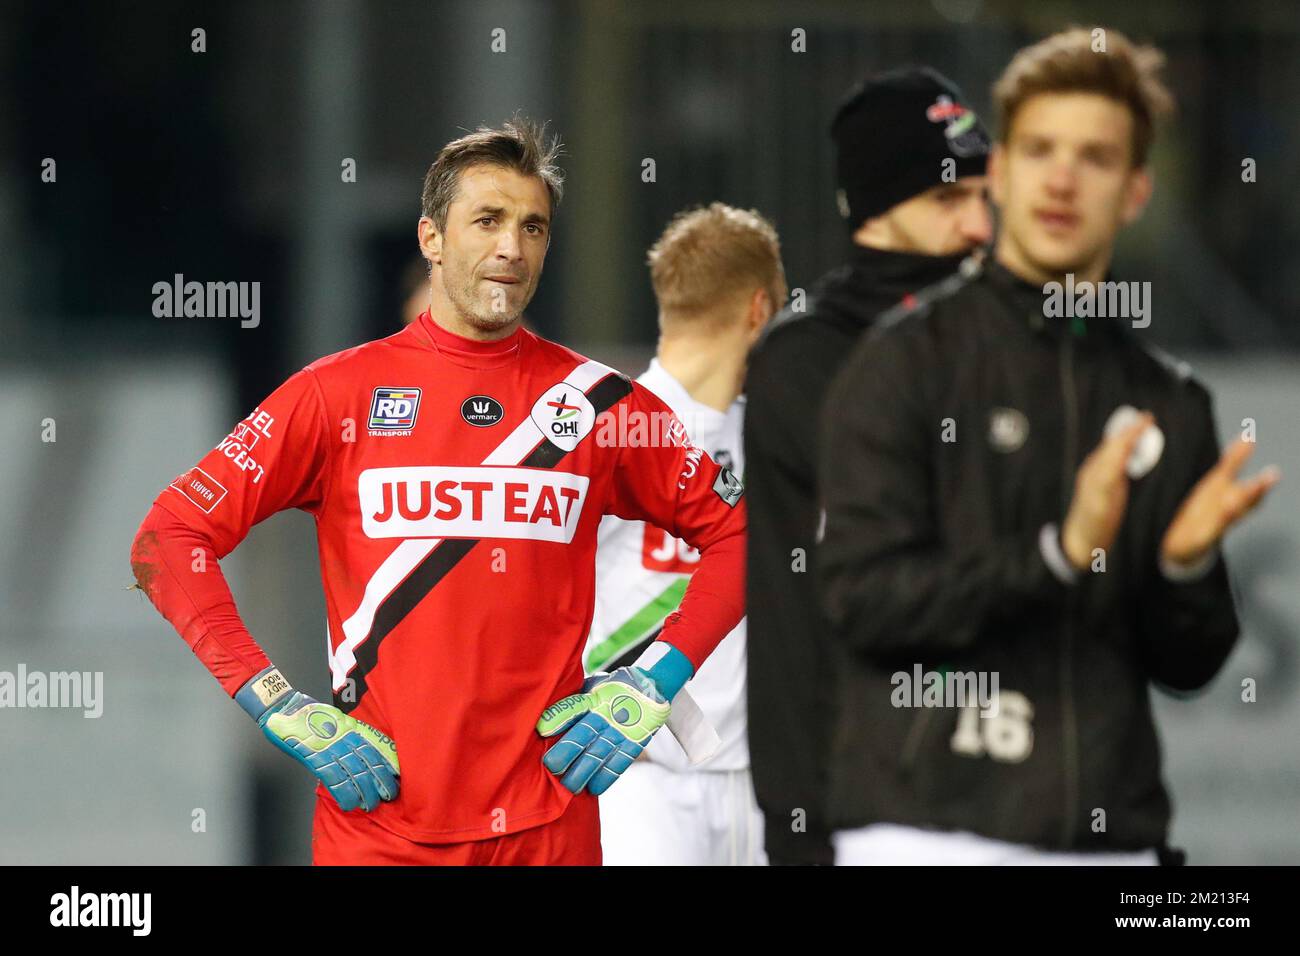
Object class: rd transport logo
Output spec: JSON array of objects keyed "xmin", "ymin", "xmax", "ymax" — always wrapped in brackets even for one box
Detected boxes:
[{"xmin": 368, "ymin": 387, "xmax": 422, "ymax": 435}]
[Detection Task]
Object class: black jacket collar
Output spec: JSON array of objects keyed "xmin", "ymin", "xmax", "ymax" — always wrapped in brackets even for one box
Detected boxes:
[
  {"xmin": 812, "ymin": 244, "xmax": 974, "ymax": 326},
  {"xmin": 984, "ymin": 258, "xmax": 1128, "ymax": 347}
]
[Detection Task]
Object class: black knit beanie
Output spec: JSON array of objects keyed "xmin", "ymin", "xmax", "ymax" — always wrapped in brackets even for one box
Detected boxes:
[{"xmin": 831, "ymin": 66, "xmax": 990, "ymax": 229}]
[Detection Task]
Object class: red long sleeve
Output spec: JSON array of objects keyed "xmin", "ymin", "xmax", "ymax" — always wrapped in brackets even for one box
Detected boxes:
[
  {"xmin": 130, "ymin": 503, "xmax": 271, "ymax": 696},
  {"xmin": 656, "ymin": 529, "xmax": 746, "ymax": 670},
  {"xmin": 131, "ymin": 367, "xmax": 329, "ymax": 696},
  {"xmin": 604, "ymin": 381, "xmax": 748, "ymax": 670}
]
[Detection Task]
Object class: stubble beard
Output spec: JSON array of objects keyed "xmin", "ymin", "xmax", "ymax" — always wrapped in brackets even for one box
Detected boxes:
[{"xmin": 445, "ymin": 263, "xmax": 531, "ymax": 335}]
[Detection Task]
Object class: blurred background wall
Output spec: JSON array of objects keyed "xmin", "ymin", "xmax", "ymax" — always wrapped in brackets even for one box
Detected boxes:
[{"xmin": 0, "ymin": 0, "xmax": 1295, "ymax": 863}]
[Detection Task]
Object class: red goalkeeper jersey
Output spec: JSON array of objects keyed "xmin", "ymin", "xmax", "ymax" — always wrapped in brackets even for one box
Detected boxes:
[{"xmin": 135, "ymin": 311, "xmax": 746, "ymax": 843}]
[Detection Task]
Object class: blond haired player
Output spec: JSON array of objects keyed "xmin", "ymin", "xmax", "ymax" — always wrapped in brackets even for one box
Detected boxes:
[{"xmin": 585, "ymin": 203, "xmax": 785, "ymax": 865}]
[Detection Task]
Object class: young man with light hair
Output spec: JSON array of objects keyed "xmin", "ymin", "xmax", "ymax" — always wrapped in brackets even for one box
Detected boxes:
[
  {"xmin": 586, "ymin": 202, "xmax": 785, "ymax": 865},
  {"xmin": 820, "ymin": 28, "xmax": 1279, "ymax": 865}
]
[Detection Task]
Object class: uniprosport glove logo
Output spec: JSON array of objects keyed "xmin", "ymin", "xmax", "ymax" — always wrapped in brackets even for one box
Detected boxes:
[
  {"xmin": 609, "ymin": 694, "xmax": 642, "ymax": 727},
  {"xmin": 460, "ymin": 395, "xmax": 504, "ymax": 427},
  {"xmin": 539, "ymin": 694, "xmax": 587, "ymax": 725},
  {"xmin": 307, "ymin": 710, "xmax": 339, "ymax": 738}
]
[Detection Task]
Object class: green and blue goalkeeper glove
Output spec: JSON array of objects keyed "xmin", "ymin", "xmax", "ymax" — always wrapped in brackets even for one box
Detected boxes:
[
  {"xmin": 236, "ymin": 666, "xmax": 400, "ymax": 812},
  {"xmin": 536, "ymin": 644, "xmax": 693, "ymax": 796}
]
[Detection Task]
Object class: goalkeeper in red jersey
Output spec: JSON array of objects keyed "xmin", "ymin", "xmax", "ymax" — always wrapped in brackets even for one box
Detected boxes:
[{"xmin": 129, "ymin": 118, "xmax": 747, "ymax": 866}]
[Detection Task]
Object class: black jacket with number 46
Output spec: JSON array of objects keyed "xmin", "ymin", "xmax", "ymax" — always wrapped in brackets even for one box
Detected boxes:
[{"xmin": 817, "ymin": 258, "xmax": 1240, "ymax": 853}]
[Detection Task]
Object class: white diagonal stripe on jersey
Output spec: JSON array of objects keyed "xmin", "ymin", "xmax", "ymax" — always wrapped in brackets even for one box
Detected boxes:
[
  {"xmin": 482, "ymin": 360, "xmax": 618, "ymax": 462},
  {"xmin": 563, "ymin": 359, "xmax": 619, "ymax": 393},
  {"xmin": 482, "ymin": 410, "xmax": 547, "ymax": 465},
  {"xmin": 332, "ymin": 538, "xmax": 439, "ymax": 689},
  {"xmin": 331, "ymin": 359, "xmax": 614, "ymax": 690}
]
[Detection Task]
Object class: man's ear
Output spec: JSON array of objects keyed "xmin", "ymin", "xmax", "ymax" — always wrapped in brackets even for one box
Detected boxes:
[
  {"xmin": 417, "ymin": 216, "xmax": 443, "ymax": 265},
  {"xmin": 987, "ymin": 143, "xmax": 1007, "ymax": 208},
  {"xmin": 1120, "ymin": 167, "xmax": 1153, "ymax": 226},
  {"xmin": 751, "ymin": 288, "xmax": 764, "ymax": 328},
  {"xmin": 747, "ymin": 287, "xmax": 774, "ymax": 340}
]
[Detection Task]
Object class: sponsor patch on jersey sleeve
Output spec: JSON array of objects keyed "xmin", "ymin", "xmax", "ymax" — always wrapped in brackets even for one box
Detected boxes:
[
  {"xmin": 169, "ymin": 466, "xmax": 229, "ymax": 514},
  {"xmin": 712, "ymin": 467, "xmax": 744, "ymax": 507}
]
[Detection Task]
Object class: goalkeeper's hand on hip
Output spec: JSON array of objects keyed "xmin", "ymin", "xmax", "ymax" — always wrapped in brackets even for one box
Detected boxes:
[
  {"xmin": 536, "ymin": 666, "xmax": 672, "ymax": 796},
  {"xmin": 236, "ymin": 666, "xmax": 400, "ymax": 812}
]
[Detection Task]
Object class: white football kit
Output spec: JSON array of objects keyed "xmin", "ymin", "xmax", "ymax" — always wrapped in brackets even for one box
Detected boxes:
[{"xmin": 586, "ymin": 360, "xmax": 765, "ymax": 866}]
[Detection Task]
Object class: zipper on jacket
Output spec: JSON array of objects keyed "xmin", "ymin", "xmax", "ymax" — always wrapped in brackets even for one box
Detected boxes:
[
  {"xmin": 899, "ymin": 706, "xmax": 935, "ymax": 771},
  {"xmin": 1058, "ymin": 333, "xmax": 1081, "ymax": 847}
]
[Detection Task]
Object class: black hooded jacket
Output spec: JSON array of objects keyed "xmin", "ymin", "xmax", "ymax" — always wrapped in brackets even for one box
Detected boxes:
[{"xmin": 743, "ymin": 245, "xmax": 974, "ymax": 864}]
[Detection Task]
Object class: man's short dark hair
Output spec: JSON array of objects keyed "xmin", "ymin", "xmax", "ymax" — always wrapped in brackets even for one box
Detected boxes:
[{"xmin": 420, "ymin": 116, "xmax": 565, "ymax": 232}]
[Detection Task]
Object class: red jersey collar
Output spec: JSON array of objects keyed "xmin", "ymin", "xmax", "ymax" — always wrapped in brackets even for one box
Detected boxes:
[{"xmin": 417, "ymin": 309, "xmax": 525, "ymax": 368}]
